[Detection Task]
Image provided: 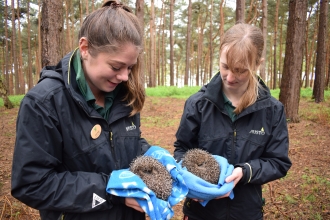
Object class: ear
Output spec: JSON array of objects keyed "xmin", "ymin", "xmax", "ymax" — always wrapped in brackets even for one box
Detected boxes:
[{"xmin": 79, "ymin": 37, "xmax": 89, "ymax": 60}]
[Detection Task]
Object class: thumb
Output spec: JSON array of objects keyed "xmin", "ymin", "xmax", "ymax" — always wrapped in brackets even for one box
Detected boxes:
[{"xmin": 225, "ymin": 174, "xmax": 235, "ymax": 183}]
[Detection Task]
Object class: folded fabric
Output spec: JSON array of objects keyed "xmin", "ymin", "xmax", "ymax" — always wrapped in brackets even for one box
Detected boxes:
[
  {"xmin": 106, "ymin": 146, "xmax": 188, "ymax": 220},
  {"xmin": 179, "ymin": 155, "xmax": 235, "ymax": 206}
]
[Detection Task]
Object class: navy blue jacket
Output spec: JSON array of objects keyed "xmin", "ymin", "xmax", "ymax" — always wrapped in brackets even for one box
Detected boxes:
[
  {"xmin": 174, "ymin": 72, "xmax": 291, "ymax": 220},
  {"xmin": 11, "ymin": 52, "xmax": 150, "ymax": 220}
]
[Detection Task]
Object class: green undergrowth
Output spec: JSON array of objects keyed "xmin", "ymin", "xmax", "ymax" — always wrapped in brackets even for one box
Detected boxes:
[{"xmin": 0, "ymin": 95, "xmax": 25, "ymax": 107}]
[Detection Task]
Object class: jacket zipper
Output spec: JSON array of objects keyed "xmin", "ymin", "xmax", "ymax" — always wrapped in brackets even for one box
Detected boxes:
[
  {"xmin": 230, "ymin": 127, "xmax": 237, "ymax": 164},
  {"xmin": 110, "ymin": 131, "xmax": 119, "ymax": 169},
  {"xmin": 205, "ymin": 98, "xmax": 237, "ymax": 219}
]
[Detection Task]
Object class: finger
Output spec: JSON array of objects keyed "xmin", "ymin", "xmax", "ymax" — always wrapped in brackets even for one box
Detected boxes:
[
  {"xmin": 134, "ymin": 206, "xmax": 145, "ymax": 212},
  {"xmin": 225, "ymin": 175, "xmax": 234, "ymax": 183}
]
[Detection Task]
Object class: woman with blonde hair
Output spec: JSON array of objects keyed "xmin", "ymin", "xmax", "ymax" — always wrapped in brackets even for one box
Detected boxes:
[{"xmin": 174, "ymin": 23, "xmax": 291, "ymax": 219}]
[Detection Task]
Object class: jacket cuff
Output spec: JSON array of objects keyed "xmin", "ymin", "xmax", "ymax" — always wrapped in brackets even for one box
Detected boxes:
[
  {"xmin": 107, "ymin": 193, "xmax": 125, "ymax": 205},
  {"xmin": 235, "ymin": 163, "xmax": 252, "ymax": 185}
]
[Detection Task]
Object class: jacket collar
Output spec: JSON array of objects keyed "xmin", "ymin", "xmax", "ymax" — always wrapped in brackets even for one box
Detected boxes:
[{"xmin": 202, "ymin": 72, "xmax": 271, "ymax": 115}]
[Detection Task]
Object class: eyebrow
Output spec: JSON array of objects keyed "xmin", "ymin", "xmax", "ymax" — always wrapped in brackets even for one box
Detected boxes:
[{"xmin": 109, "ymin": 60, "xmax": 137, "ymax": 66}]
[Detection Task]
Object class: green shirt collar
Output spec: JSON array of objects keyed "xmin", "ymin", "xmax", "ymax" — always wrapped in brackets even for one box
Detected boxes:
[{"xmin": 222, "ymin": 91, "xmax": 236, "ymax": 122}]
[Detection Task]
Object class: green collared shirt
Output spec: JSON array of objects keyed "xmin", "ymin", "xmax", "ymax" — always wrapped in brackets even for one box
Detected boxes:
[
  {"xmin": 73, "ymin": 49, "xmax": 119, "ymax": 119},
  {"xmin": 222, "ymin": 92, "xmax": 237, "ymax": 122}
]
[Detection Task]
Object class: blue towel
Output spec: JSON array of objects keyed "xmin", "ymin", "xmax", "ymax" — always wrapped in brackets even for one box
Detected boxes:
[
  {"xmin": 106, "ymin": 146, "xmax": 188, "ymax": 220},
  {"xmin": 179, "ymin": 155, "xmax": 235, "ymax": 206}
]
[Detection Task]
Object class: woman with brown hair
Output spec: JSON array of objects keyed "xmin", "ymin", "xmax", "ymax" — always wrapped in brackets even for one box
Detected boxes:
[
  {"xmin": 11, "ymin": 1, "xmax": 150, "ymax": 219},
  {"xmin": 174, "ymin": 23, "xmax": 292, "ymax": 219}
]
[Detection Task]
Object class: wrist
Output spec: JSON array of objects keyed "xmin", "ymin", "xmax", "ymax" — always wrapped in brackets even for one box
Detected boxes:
[{"xmin": 234, "ymin": 163, "xmax": 252, "ymax": 184}]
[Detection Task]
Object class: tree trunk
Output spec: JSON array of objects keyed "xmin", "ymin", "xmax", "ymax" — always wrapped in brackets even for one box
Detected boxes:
[
  {"xmin": 85, "ymin": 0, "xmax": 89, "ymax": 15},
  {"xmin": 41, "ymin": 0, "xmax": 63, "ymax": 67},
  {"xmin": 278, "ymin": 15, "xmax": 284, "ymax": 87},
  {"xmin": 79, "ymin": 0, "xmax": 83, "ymax": 25},
  {"xmin": 209, "ymin": 0, "xmax": 214, "ymax": 80},
  {"xmin": 307, "ymin": 8, "xmax": 319, "ymax": 88},
  {"xmin": 27, "ymin": 0, "xmax": 34, "ymax": 91},
  {"xmin": 156, "ymin": 6, "xmax": 163, "ymax": 87},
  {"xmin": 236, "ymin": 0, "xmax": 245, "ymax": 23},
  {"xmin": 169, "ymin": 0, "xmax": 175, "ymax": 86},
  {"xmin": 185, "ymin": 0, "xmax": 192, "ymax": 86},
  {"xmin": 135, "ymin": 0, "xmax": 145, "ymax": 86},
  {"xmin": 272, "ymin": 0, "xmax": 280, "ymax": 89},
  {"xmin": 259, "ymin": 0, "xmax": 267, "ymax": 81},
  {"xmin": 160, "ymin": 1, "xmax": 166, "ymax": 86},
  {"xmin": 219, "ymin": 0, "xmax": 225, "ymax": 57},
  {"xmin": 65, "ymin": 0, "xmax": 72, "ymax": 54},
  {"xmin": 149, "ymin": 0, "xmax": 156, "ymax": 87},
  {"xmin": 4, "ymin": 0, "xmax": 10, "ymax": 93},
  {"xmin": 11, "ymin": 0, "xmax": 19, "ymax": 95},
  {"xmin": 313, "ymin": 0, "xmax": 328, "ymax": 103},
  {"xmin": 247, "ymin": 0, "xmax": 254, "ymax": 22},
  {"xmin": 198, "ymin": 14, "xmax": 207, "ymax": 85},
  {"xmin": 36, "ymin": 0, "xmax": 42, "ymax": 82},
  {"xmin": 17, "ymin": 0, "xmax": 25, "ymax": 94},
  {"xmin": 279, "ymin": 0, "xmax": 308, "ymax": 123},
  {"xmin": 304, "ymin": 5, "xmax": 312, "ymax": 88},
  {"xmin": 269, "ymin": 34, "xmax": 273, "ymax": 87},
  {"xmin": 326, "ymin": 30, "xmax": 330, "ymax": 89}
]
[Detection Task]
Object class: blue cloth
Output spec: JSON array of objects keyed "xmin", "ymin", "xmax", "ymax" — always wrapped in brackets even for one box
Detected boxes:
[
  {"xmin": 179, "ymin": 155, "xmax": 235, "ymax": 206},
  {"xmin": 106, "ymin": 146, "xmax": 188, "ymax": 220}
]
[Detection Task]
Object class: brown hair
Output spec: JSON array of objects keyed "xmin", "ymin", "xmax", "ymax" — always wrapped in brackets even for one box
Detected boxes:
[
  {"xmin": 78, "ymin": 1, "xmax": 145, "ymax": 116},
  {"xmin": 220, "ymin": 23, "xmax": 264, "ymax": 114}
]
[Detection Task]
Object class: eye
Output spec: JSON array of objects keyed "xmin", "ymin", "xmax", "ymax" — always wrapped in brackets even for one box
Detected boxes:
[
  {"xmin": 222, "ymin": 64, "xmax": 229, "ymax": 70},
  {"xmin": 238, "ymin": 69, "xmax": 248, "ymax": 74},
  {"xmin": 110, "ymin": 65, "xmax": 120, "ymax": 71},
  {"xmin": 234, "ymin": 68, "xmax": 248, "ymax": 74}
]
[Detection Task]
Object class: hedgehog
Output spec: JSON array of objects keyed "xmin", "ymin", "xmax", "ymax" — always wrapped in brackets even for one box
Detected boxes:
[
  {"xmin": 182, "ymin": 149, "xmax": 220, "ymax": 184},
  {"xmin": 129, "ymin": 156, "xmax": 173, "ymax": 201}
]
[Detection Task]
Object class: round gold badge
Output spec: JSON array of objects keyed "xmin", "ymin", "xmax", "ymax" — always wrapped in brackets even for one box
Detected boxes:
[{"xmin": 91, "ymin": 124, "xmax": 102, "ymax": 139}]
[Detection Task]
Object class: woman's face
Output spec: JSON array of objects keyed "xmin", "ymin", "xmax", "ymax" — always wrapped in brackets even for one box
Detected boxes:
[
  {"xmin": 219, "ymin": 47, "xmax": 250, "ymax": 93},
  {"xmin": 80, "ymin": 39, "xmax": 140, "ymax": 94}
]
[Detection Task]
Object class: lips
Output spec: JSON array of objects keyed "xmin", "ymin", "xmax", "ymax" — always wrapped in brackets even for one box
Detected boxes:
[
  {"xmin": 226, "ymin": 80, "xmax": 236, "ymax": 86},
  {"xmin": 107, "ymin": 80, "xmax": 118, "ymax": 88}
]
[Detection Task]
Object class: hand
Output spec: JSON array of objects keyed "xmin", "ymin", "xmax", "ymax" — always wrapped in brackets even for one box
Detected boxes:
[
  {"xmin": 214, "ymin": 167, "xmax": 243, "ymax": 200},
  {"xmin": 191, "ymin": 198, "xmax": 204, "ymax": 203},
  {"xmin": 125, "ymin": 198, "xmax": 144, "ymax": 212},
  {"xmin": 225, "ymin": 167, "xmax": 243, "ymax": 185}
]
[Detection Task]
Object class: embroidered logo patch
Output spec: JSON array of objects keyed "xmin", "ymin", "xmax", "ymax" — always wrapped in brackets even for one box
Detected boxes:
[
  {"xmin": 126, "ymin": 121, "xmax": 136, "ymax": 131},
  {"xmin": 92, "ymin": 193, "xmax": 106, "ymax": 208},
  {"xmin": 249, "ymin": 127, "xmax": 265, "ymax": 135}
]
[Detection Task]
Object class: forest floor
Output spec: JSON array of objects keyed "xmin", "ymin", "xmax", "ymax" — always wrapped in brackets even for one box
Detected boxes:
[{"xmin": 0, "ymin": 96, "xmax": 330, "ymax": 220}]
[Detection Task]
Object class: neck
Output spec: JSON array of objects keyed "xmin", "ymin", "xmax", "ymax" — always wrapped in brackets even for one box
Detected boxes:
[
  {"xmin": 94, "ymin": 91, "xmax": 105, "ymax": 107},
  {"xmin": 223, "ymin": 83, "xmax": 248, "ymax": 107}
]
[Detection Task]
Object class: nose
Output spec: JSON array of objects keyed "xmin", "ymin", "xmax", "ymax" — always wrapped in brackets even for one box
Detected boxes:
[
  {"xmin": 116, "ymin": 69, "xmax": 130, "ymax": 82},
  {"xmin": 226, "ymin": 71, "xmax": 236, "ymax": 82}
]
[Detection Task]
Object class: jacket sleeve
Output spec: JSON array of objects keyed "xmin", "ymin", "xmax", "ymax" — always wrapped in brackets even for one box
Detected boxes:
[
  {"xmin": 173, "ymin": 97, "xmax": 201, "ymax": 161},
  {"xmin": 139, "ymin": 137, "xmax": 151, "ymax": 155},
  {"xmin": 11, "ymin": 96, "xmax": 119, "ymax": 212},
  {"xmin": 236, "ymin": 102, "xmax": 292, "ymax": 185}
]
